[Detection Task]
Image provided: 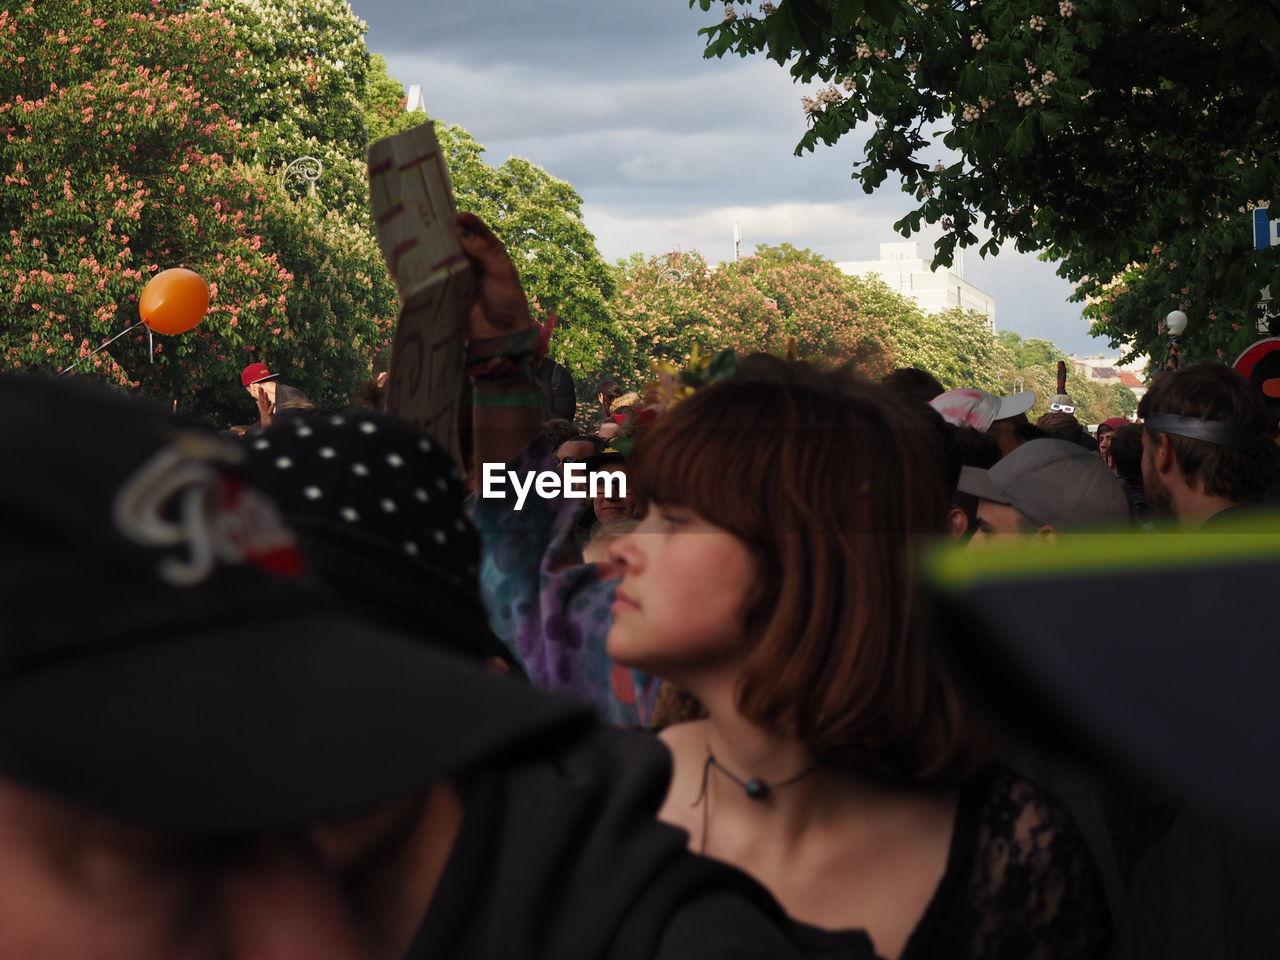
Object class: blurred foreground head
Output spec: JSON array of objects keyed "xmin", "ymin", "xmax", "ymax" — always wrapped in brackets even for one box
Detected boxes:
[
  {"xmin": 926, "ymin": 508, "xmax": 1280, "ymax": 840},
  {"xmin": 0, "ymin": 374, "xmax": 587, "ymax": 959},
  {"xmin": 238, "ymin": 411, "xmax": 508, "ymax": 663}
]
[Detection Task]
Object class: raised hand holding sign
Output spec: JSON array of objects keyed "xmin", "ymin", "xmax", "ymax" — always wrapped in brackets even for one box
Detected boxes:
[{"xmin": 367, "ymin": 120, "xmax": 476, "ymax": 463}]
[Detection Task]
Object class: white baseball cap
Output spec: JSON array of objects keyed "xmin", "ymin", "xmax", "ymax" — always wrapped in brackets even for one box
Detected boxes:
[{"xmin": 930, "ymin": 389, "xmax": 1037, "ymax": 433}]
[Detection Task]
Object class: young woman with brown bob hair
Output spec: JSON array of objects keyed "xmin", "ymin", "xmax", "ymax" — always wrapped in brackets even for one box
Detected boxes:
[{"xmin": 608, "ymin": 357, "xmax": 1110, "ymax": 960}]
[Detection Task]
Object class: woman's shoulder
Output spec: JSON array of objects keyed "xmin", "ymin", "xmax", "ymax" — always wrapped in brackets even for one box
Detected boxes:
[
  {"xmin": 963, "ymin": 763, "xmax": 1087, "ymax": 850},
  {"xmin": 928, "ymin": 763, "xmax": 1113, "ymax": 958}
]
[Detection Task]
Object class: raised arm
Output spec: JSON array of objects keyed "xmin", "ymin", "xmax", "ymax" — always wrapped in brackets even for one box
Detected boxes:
[{"xmin": 456, "ymin": 212, "xmax": 544, "ymax": 472}]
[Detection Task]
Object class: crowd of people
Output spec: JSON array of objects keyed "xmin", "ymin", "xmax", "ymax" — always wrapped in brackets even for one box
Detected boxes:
[{"xmin": 3, "ymin": 211, "xmax": 1278, "ymax": 959}]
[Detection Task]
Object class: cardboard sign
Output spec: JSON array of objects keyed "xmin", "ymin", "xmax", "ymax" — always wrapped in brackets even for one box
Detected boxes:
[{"xmin": 367, "ymin": 120, "xmax": 475, "ymax": 463}]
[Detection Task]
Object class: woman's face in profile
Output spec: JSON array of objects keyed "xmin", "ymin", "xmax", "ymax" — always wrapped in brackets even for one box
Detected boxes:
[{"xmin": 605, "ymin": 503, "xmax": 755, "ymax": 674}]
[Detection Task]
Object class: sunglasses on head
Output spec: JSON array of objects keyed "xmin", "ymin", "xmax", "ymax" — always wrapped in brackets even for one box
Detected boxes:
[{"xmin": 1050, "ymin": 403, "xmax": 1076, "ymax": 414}]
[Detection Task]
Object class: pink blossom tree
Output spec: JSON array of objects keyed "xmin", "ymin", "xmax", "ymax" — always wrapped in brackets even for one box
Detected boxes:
[
  {"xmin": 0, "ymin": 0, "xmax": 395, "ymax": 424},
  {"xmin": 609, "ymin": 246, "xmax": 893, "ymax": 387}
]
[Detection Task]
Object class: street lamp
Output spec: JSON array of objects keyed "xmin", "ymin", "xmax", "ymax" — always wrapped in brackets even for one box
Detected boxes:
[
  {"xmin": 658, "ymin": 252, "xmax": 687, "ymax": 286},
  {"xmin": 658, "ymin": 264, "xmax": 686, "ymax": 286},
  {"xmin": 280, "ymin": 156, "xmax": 323, "ymax": 198},
  {"xmin": 1165, "ymin": 310, "xmax": 1188, "ymax": 370}
]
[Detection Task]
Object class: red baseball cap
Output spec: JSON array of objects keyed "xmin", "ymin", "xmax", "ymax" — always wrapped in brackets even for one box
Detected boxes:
[{"xmin": 240, "ymin": 362, "xmax": 277, "ymax": 387}]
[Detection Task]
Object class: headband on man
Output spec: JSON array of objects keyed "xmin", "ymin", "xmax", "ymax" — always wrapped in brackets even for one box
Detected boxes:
[{"xmin": 1143, "ymin": 413, "xmax": 1259, "ymax": 452}]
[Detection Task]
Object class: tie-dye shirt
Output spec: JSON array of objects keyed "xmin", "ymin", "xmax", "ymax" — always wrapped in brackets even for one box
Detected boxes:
[{"xmin": 472, "ymin": 435, "xmax": 660, "ymax": 727}]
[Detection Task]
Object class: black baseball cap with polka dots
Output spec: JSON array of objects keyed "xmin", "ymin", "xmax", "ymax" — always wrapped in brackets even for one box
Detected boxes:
[
  {"xmin": 239, "ymin": 411, "xmax": 500, "ymax": 662},
  {"xmin": 0, "ymin": 374, "xmax": 591, "ymax": 832}
]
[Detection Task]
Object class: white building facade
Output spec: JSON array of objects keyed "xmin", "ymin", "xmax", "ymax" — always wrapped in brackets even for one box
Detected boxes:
[{"xmin": 837, "ymin": 241, "xmax": 996, "ymax": 330}]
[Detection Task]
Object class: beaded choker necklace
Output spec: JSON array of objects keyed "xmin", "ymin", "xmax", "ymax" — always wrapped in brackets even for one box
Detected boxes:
[
  {"xmin": 703, "ymin": 750, "xmax": 827, "ymax": 800},
  {"xmin": 692, "ymin": 749, "xmax": 828, "ymax": 854}
]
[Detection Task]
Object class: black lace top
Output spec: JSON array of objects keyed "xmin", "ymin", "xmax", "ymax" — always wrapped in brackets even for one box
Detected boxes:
[{"xmin": 898, "ymin": 765, "xmax": 1112, "ymax": 960}]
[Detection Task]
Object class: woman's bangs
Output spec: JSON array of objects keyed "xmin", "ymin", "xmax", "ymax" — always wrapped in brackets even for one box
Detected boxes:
[{"xmin": 628, "ymin": 387, "xmax": 769, "ymax": 533}]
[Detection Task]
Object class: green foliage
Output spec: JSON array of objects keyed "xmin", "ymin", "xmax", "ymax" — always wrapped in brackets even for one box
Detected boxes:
[
  {"xmin": 217, "ymin": 0, "xmax": 375, "ymax": 217},
  {"xmin": 1005, "ymin": 362, "xmax": 1057, "ymax": 416},
  {"xmin": 692, "ymin": 0, "xmax": 1280, "ymax": 364},
  {"xmin": 833, "ymin": 271, "xmax": 1012, "ymax": 391},
  {"xmin": 735, "ymin": 251, "xmax": 895, "ymax": 374},
  {"xmin": 888, "ymin": 304, "xmax": 1014, "ymax": 393},
  {"xmin": 997, "ymin": 330, "xmax": 1064, "ymax": 369},
  {"xmin": 608, "ymin": 249, "xmax": 894, "ymax": 389},
  {"xmin": 750, "ymin": 241, "xmax": 832, "ymax": 266},
  {"xmin": 611, "ymin": 236, "xmax": 1128, "ymax": 419},
  {"xmin": 429, "ymin": 123, "xmax": 621, "ymax": 408},
  {"xmin": 0, "ymin": 1, "xmax": 616, "ymax": 424},
  {"xmin": 610, "ymin": 250, "xmax": 783, "ymax": 385},
  {"xmin": 1005, "ymin": 357, "xmax": 1138, "ymax": 423},
  {"xmin": 996, "ymin": 329, "xmax": 1138, "ymax": 421},
  {"xmin": 0, "ymin": 0, "xmax": 394, "ymax": 424},
  {"xmin": 1103, "ymin": 380, "xmax": 1139, "ymax": 420},
  {"xmin": 363, "ymin": 54, "xmax": 417, "ymax": 142}
]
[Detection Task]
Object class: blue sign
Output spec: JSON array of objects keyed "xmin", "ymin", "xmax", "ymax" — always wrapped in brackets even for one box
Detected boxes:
[{"xmin": 1255, "ymin": 208, "xmax": 1280, "ymax": 250}]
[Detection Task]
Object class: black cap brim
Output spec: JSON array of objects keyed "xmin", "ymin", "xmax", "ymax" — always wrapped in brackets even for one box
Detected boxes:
[
  {"xmin": 956, "ymin": 465, "xmax": 1009, "ymax": 504},
  {"xmin": 0, "ymin": 620, "xmax": 592, "ymax": 832}
]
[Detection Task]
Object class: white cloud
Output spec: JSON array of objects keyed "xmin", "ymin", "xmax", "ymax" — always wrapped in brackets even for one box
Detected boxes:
[
  {"xmin": 379, "ymin": 53, "xmax": 807, "ymax": 144},
  {"xmin": 583, "ymin": 200, "xmax": 905, "ymax": 265},
  {"xmin": 360, "ymin": 1, "xmax": 1108, "ymax": 355},
  {"xmin": 361, "ymin": 0, "xmax": 728, "ymax": 82}
]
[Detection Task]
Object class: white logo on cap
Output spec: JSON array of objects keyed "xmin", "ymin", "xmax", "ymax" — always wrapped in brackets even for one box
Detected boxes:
[{"xmin": 113, "ymin": 434, "xmax": 300, "ymax": 587}]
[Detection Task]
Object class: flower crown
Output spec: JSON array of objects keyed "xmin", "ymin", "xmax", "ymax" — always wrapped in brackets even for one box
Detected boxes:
[
  {"xmin": 602, "ymin": 340, "xmax": 815, "ymax": 456},
  {"xmin": 648, "ymin": 344, "xmax": 739, "ymax": 411}
]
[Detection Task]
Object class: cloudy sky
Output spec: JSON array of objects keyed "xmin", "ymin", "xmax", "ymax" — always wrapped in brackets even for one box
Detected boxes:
[{"xmin": 355, "ymin": 0, "xmax": 1109, "ymax": 356}]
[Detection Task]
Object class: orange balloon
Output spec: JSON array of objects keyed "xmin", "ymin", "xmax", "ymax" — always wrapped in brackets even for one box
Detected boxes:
[{"xmin": 139, "ymin": 268, "xmax": 208, "ymax": 335}]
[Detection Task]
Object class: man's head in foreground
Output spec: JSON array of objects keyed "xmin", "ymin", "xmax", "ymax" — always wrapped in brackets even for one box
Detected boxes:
[
  {"xmin": 1138, "ymin": 363, "xmax": 1276, "ymax": 527},
  {"xmin": 959, "ymin": 437, "xmax": 1130, "ymax": 542},
  {"xmin": 0, "ymin": 374, "xmax": 587, "ymax": 959}
]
